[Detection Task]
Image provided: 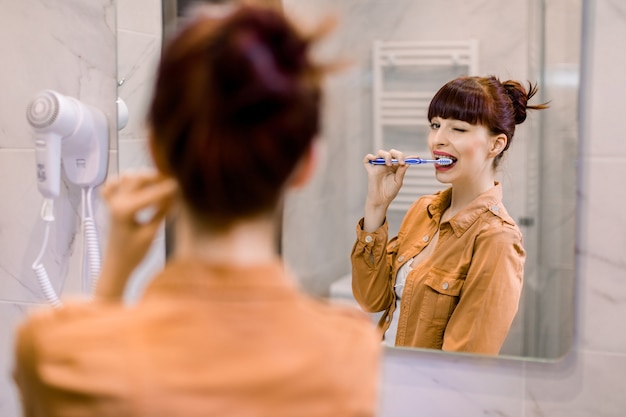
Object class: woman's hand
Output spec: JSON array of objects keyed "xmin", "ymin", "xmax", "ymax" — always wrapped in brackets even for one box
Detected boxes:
[
  {"xmin": 95, "ymin": 172, "xmax": 178, "ymax": 301},
  {"xmin": 362, "ymin": 149, "xmax": 413, "ymax": 232}
]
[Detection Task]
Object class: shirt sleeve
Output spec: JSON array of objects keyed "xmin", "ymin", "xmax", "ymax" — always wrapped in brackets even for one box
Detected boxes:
[
  {"xmin": 13, "ymin": 302, "xmax": 132, "ymax": 416},
  {"xmin": 442, "ymin": 224, "xmax": 525, "ymax": 354},
  {"xmin": 350, "ymin": 218, "xmax": 397, "ymax": 313}
]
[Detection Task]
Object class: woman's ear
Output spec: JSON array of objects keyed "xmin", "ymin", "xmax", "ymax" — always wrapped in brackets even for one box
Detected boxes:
[
  {"xmin": 489, "ymin": 134, "xmax": 508, "ymax": 158},
  {"xmin": 288, "ymin": 139, "xmax": 322, "ymax": 189}
]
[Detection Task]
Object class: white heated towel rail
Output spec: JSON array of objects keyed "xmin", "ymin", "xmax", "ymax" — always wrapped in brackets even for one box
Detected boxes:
[{"xmin": 372, "ymin": 39, "xmax": 479, "ymax": 212}]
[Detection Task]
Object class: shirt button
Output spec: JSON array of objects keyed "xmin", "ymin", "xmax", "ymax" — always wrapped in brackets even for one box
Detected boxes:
[
  {"xmin": 423, "ymin": 235, "xmax": 429, "ymax": 242},
  {"xmin": 365, "ymin": 235, "xmax": 373, "ymax": 243},
  {"xmin": 398, "ymin": 256, "xmax": 404, "ymax": 262},
  {"xmin": 442, "ymin": 282, "xmax": 449, "ymax": 290},
  {"xmin": 491, "ymin": 205, "xmax": 499, "ymax": 212}
]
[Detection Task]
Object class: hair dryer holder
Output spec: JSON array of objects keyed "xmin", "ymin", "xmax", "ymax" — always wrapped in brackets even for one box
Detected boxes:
[{"xmin": 60, "ymin": 100, "xmax": 109, "ymax": 189}]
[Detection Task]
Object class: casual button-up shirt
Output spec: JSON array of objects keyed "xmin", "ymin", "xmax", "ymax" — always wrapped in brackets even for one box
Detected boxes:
[
  {"xmin": 14, "ymin": 259, "xmax": 381, "ymax": 417},
  {"xmin": 351, "ymin": 183, "xmax": 524, "ymax": 355}
]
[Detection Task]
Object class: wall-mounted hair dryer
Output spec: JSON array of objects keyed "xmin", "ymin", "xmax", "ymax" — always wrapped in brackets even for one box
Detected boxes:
[
  {"xmin": 26, "ymin": 90, "xmax": 109, "ymax": 198},
  {"xmin": 27, "ymin": 90, "xmax": 110, "ymax": 306}
]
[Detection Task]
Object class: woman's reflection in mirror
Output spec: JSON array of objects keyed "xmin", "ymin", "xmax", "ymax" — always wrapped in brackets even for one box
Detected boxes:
[{"xmin": 352, "ymin": 76, "xmax": 548, "ymax": 355}]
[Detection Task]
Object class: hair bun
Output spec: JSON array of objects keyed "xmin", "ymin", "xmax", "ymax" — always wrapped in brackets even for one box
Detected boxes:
[
  {"xmin": 148, "ymin": 4, "xmax": 325, "ymax": 229},
  {"xmin": 213, "ymin": 9, "xmax": 310, "ymax": 125},
  {"xmin": 502, "ymin": 80, "xmax": 530, "ymax": 125}
]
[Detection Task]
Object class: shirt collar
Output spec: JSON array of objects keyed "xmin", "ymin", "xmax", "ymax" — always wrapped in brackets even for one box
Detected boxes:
[{"xmin": 427, "ymin": 182, "xmax": 509, "ymax": 237}]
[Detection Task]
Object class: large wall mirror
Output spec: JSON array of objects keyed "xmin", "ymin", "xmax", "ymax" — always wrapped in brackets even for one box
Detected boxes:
[{"xmin": 118, "ymin": 0, "xmax": 580, "ymax": 360}]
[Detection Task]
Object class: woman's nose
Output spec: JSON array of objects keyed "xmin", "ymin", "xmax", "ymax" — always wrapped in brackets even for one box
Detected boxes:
[{"xmin": 429, "ymin": 129, "xmax": 446, "ymax": 147}]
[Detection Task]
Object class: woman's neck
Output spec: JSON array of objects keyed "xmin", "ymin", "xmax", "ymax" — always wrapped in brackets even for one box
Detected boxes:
[
  {"xmin": 171, "ymin": 210, "xmax": 281, "ymax": 266},
  {"xmin": 445, "ymin": 177, "xmax": 496, "ymax": 221}
]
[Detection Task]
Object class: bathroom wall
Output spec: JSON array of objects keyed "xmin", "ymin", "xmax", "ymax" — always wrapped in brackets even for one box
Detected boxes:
[
  {"xmin": 0, "ymin": 1, "xmax": 625, "ymax": 417},
  {"xmin": 0, "ymin": 0, "xmax": 117, "ymax": 415}
]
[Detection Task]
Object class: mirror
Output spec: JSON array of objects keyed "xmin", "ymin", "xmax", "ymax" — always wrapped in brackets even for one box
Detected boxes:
[{"xmin": 119, "ymin": 0, "xmax": 580, "ymax": 360}]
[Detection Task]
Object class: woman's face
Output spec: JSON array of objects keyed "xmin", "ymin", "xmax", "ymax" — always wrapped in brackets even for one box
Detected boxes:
[{"xmin": 427, "ymin": 117, "xmax": 501, "ymax": 187}]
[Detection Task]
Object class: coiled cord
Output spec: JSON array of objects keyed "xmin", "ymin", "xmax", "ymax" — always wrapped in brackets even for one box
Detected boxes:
[
  {"xmin": 83, "ymin": 216, "xmax": 102, "ymax": 292},
  {"xmin": 85, "ymin": 187, "xmax": 102, "ymax": 293},
  {"xmin": 33, "ymin": 188, "xmax": 103, "ymax": 307},
  {"xmin": 32, "ymin": 199, "xmax": 62, "ymax": 308}
]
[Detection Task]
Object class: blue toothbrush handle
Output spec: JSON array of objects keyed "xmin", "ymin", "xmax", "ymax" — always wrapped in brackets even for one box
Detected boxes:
[{"xmin": 369, "ymin": 158, "xmax": 436, "ymax": 165}]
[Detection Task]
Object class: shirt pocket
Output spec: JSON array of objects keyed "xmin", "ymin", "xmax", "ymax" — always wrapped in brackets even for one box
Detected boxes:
[{"xmin": 419, "ymin": 269, "xmax": 465, "ymax": 324}]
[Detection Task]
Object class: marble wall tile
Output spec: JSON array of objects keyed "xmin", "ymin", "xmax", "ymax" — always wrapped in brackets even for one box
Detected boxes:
[
  {"xmin": 117, "ymin": 0, "xmax": 162, "ymax": 36},
  {"xmin": 524, "ymin": 350, "xmax": 626, "ymax": 416},
  {"xmin": 0, "ymin": 1, "xmax": 116, "ymax": 150},
  {"xmin": 116, "ymin": 29, "xmax": 161, "ymax": 142},
  {"xmin": 379, "ymin": 348, "xmax": 525, "ymax": 417},
  {"xmin": 577, "ymin": 150, "xmax": 626, "ymax": 352}
]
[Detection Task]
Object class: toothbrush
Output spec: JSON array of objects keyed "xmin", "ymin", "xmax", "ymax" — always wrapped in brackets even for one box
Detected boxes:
[{"xmin": 369, "ymin": 157, "xmax": 453, "ymax": 166}]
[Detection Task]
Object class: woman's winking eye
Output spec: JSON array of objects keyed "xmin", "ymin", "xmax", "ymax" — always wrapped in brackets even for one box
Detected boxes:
[{"xmin": 429, "ymin": 118, "xmax": 470, "ymax": 132}]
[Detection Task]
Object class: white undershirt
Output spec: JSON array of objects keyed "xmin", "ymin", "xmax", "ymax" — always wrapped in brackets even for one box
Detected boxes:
[{"xmin": 382, "ymin": 258, "xmax": 414, "ymax": 346}]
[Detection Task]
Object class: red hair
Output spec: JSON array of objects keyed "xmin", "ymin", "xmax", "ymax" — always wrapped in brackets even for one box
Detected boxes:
[
  {"xmin": 428, "ymin": 76, "xmax": 548, "ymax": 166},
  {"xmin": 147, "ymin": 5, "xmax": 325, "ymax": 229}
]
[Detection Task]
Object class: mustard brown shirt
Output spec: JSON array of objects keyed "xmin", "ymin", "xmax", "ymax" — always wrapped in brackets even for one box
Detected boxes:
[
  {"xmin": 351, "ymin": 183, "xmax": 524, "ymax": 354},
  {"xmin": 13, "ymin": 259, "xmax": 381, "ymax": 417}
]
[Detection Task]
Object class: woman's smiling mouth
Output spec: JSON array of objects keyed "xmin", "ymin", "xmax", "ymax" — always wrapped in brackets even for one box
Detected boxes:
[{"xmin": 434, "ymin": 153, "xmax": 457, "ymax": 169}]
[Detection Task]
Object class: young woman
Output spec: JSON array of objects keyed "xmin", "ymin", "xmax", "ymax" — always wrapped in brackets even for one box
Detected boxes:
[
  {"xmin": 13, "ymin": 5, "xmax": 381, "ymax": 416},
  {"xmin": 351, "ymin": 75, "xmax": 548, "ymax": 355}
]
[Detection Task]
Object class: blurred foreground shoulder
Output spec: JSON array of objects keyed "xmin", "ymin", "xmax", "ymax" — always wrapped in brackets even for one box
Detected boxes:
[
  {"xmin": 13, "ymin": 300, "xmax": 131, "ymax": 414},
  {"xmin": 14, "ymin": 299, "xmax": 129, "ymax": 373}
]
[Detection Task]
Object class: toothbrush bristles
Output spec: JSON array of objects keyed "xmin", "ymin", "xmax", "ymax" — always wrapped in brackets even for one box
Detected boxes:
[{"xmin": 437, "ymin": 158, "xmax": 453, "ymax": 166}]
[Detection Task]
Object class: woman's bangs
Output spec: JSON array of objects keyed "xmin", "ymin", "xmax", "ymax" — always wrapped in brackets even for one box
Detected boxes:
[{"xmin": 427, "ymin": 81, "xmax": 486, "ymax": 125}]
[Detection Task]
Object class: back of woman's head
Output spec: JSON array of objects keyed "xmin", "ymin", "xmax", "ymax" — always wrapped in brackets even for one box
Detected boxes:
[
  {"xmin": 148, "ymin": 4, "xmax": 324, "ymax": 229},
  {"xmin": 427, "ymin": 75, "xmax": 548, "ymax": 166}
]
